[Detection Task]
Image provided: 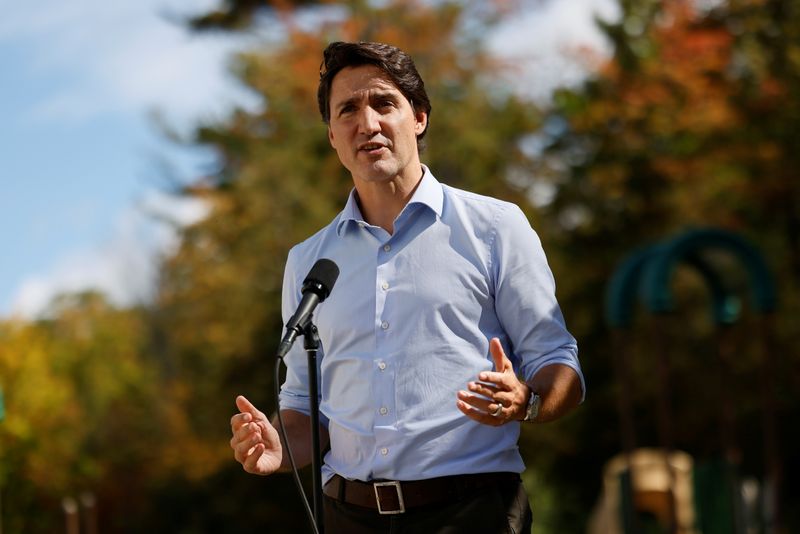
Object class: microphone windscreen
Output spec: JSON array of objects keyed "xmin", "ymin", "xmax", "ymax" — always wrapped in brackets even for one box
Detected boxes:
[{"xmin": 303, "ymin": 258, "xmax": 340, "ymax": 297}]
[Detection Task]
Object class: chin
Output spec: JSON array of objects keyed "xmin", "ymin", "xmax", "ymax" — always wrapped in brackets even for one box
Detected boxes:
[{"xmin": 361, "ymin": 161, "xmax": 399, "ymax": 182}]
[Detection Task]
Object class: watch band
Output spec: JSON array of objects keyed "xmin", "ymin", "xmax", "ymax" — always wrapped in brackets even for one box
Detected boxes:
[{"xmin": 523, "ymin": 390, "xmax": 541, "ymax": 422}]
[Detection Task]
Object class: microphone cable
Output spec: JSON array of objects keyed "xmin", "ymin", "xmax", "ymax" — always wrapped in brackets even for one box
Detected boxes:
[
  {"xmin": 271, "ymin": 257, "xmax": 338, "ymax": 534},
  {"xmin": 274, "ymin": 355, "xmax": 321, "ymax": 534}
]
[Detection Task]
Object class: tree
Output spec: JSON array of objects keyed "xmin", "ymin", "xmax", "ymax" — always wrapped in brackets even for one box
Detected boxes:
[
  {"xmin": 0, "ymin": 293, "xmax": 166, "ymax": 532},
  {"xmin": 534, "ymin": 0, "xmax": 799, "ymax": 530}
]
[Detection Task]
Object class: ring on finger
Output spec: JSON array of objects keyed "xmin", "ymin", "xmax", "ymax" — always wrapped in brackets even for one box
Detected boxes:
[{"xmin": 490, "ymin": 404, "xmax": 503, "ymax": 417}]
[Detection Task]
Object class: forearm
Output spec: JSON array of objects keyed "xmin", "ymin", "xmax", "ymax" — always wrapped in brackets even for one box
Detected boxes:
[
  {"xmin": 272, "ymin": 409, "xmax": 330, "ymax": 472},
  {"xmin": 528, "ymin": 363, "xmax": 583, "ymax": 423}
]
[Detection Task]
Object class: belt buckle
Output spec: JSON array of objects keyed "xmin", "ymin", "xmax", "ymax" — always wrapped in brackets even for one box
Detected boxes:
[{"xmin": 373, "ymin": 481, "xmax": 405, "ymax": 515}]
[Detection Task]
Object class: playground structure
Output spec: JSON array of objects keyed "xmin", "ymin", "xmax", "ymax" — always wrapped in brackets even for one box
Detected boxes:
[{"xmin": 592, "ymin": 228, "xmax": 781, "ymax": 534}]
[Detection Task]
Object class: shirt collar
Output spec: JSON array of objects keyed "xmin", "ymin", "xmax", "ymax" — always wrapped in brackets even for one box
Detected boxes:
[{"xmin": 336, "ymin": 165, "xmax": 443, "ymax": 236}]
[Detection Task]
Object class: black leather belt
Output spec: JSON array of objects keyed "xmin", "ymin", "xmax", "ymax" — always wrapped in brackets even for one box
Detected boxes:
[{"xmin": 323, "ymin": 472, "xmax": 519, "ymax": 515}]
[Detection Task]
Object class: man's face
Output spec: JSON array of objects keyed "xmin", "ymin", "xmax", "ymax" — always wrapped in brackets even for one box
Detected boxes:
[{"xmin": 327, "ymin": 64, "xmax": 427, "ymax": 185}]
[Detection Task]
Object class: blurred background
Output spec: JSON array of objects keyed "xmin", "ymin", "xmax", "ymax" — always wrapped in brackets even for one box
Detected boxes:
[{"xmin": 1, "ymin": 0, "xmax": 797, "ymax": 532}]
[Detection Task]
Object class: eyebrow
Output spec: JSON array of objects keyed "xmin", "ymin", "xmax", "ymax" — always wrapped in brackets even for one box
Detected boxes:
[
  {"xmin": 334, "ymin": 97, "xmax": 358, "ymax": 114},
  {"xmin": 334, "ymin": 91, "xmax": 402, "ymax": 114}
]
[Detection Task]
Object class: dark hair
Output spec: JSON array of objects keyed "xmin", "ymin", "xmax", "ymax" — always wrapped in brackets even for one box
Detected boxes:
[{"xmin": 318, "ymin": 41, "xmax": 432, "ymax": 144}]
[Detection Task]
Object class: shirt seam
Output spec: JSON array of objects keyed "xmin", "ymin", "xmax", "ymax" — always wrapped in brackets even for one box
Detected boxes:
[{"xmin": 486, "ymin": 203, "xmax": 511, "ymax": 289}]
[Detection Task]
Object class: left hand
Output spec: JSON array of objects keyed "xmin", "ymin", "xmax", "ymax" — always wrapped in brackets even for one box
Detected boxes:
[{"xmin": 456, "ymin": 338, "xmax": 530, "ymax": 426}]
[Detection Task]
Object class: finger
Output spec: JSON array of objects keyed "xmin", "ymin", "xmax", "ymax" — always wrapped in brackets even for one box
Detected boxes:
[
  {"xmin": 466, "ymin": 382, "xmax": 514, "ymax": 411},
  {"xmin": 231, "ymin": 426, "xmax": 254, "ymax": 459},
  {"xmin": 489, "ymin": 338, "xmax": 511, "ymax": 373},
  {"xmin": 234, "ymin": 421, "xmax": 259, "ymax": 444},
  {"xmin": 456, "ymin": 399, "xmax": 503, "ymax": 427},
  {"xmin": 243, "ymin": 443, "xmax": 266, "ymax": 473},
  {"xmin": 457, "ymin": 390, "xmax": 501, "ymax": 414},
  {"xmin": 232, "ymin": 421, "xmax": 269, "ymax": 456},
  {"xmin": 230, "ymin": 412, "xmax": 252, "ymax": 432},
  {"xmin": 476, "ymin": 367, "xmax": 518, "ymax": 392},
  {"xmin": 489, "ymin": 391, "xmax": 515, "ymax": 408},
  {"xmin": 234, "ymin": 430, "xmax": 263, "ymax": 463},
  {"xmin": 236, "ymin": 395, "xmax": 266, "ymax": 421},
  {"xmin": 467, "ymin": 380, "xmax": 501, "ymax": 399}
]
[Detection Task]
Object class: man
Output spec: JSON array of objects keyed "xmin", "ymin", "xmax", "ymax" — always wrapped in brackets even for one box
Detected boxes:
[{"xmin": 230, "ymin": 41, "xmax": 585, "ymax": 533}]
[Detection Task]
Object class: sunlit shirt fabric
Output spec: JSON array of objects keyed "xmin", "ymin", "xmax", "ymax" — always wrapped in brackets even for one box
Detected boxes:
[{"xmin": 279, "ymin": 166, "xmax": 584, "ymax": 484}]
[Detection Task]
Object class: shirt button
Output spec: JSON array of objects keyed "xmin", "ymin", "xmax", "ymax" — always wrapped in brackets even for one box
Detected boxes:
[
  {"xmin": 379, "ymin": 407, "xmax": 388, "ymax": 415},
  {"xmin": 383, "ymin": 244, "xmax": 391, "ymax": 252},
  {"xmin": 381, "ymin": 321, "xmax": 389, "ymax": 330},
  {"xmin": 381, "ymin": 281, "xmax": 389, "ymax": 290},
  {"xmin": 380, "ymin": 448, "xmax": 389, "ymax": 456},
  {"xmin": 378, "ymin": 361, "xmax": 387, "ymax": 370}
]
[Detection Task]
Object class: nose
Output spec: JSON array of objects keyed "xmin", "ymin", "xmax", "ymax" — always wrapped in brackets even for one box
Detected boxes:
[{"xmin": 357, "ymin": 106, "xmax": 381, "ymax": 135}]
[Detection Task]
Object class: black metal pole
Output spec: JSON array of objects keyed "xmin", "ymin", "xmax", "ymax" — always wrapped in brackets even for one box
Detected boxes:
[{"xmin": 303, "ymin": 319, "xmax": 324, "ymax": 533}]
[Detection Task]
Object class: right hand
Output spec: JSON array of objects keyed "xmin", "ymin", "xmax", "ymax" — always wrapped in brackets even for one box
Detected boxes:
[{"xmin": 230, "ymin": 395, "xmax": 283, "ymax": 475}]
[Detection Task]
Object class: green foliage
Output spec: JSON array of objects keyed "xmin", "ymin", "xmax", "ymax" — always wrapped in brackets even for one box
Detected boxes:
[
  {"xmin": 533, "ymin": 0, "xmax": 800, "ymax": 530},
  {"xmin": 0, "ymin": 293, "xmax": 166, "ymax": 532}
]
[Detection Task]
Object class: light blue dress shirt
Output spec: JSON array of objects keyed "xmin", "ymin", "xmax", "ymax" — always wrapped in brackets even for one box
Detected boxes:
[{"xmin": 279, "ymin": 166, "xmax": 584, "ymax": 484}]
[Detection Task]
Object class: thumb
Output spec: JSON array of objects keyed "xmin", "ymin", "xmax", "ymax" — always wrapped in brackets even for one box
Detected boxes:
[
  {"xmin": 236, "ymin": 395, "xmax": 265, "ymax": 421},
  {"xmin": 489, "ymin": 338, "xmax": 511, "ymax": 373}
]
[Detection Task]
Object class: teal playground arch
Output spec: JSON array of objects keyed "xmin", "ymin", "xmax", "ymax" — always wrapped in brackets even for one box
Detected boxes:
[
  {"xmin": 606, "ymin": 227, "xmax": 776, "ymax": 328},
  {"xmin": 601, "ymin": 227, "xmax": 781, "ymax": 534}
]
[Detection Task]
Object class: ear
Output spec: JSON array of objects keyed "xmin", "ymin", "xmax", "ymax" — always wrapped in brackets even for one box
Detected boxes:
[
  {"xmin": 327, "ymin": 125, "xmax": 336, "ymax": 148},
  {"xmin": 414, "ymin": 110, "xmax": 428, "ymax": 135}
]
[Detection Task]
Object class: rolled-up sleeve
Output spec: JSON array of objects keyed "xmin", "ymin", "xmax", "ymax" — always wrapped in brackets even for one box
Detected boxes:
[{"xmin": 491, "ymin": 204, "xmax": 585, "ymax": 401}]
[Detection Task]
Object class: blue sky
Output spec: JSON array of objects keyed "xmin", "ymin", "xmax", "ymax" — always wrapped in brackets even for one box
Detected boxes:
[
  {"xmin": 0, "ymin": 0, "xmax": 257, "ymax": 317},
  {"xmin": 0, "ymin": 0, "xmax": 616, "ymax": 318}
]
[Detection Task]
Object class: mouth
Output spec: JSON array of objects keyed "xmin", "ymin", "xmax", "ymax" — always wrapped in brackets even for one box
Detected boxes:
[{"xmin": 358, "ymin": 142, "xmax": 388, "ymax": 156}]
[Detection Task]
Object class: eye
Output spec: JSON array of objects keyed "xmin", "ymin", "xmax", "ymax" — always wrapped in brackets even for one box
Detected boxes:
[{"xmin": 373, "ymin": 99, "xmax": 396, "ymax": 113}]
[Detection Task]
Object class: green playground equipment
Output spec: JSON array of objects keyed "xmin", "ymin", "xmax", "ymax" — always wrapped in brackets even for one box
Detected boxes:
[{"xmin": 601, "ymin": 227, "xmax": 781, "ymax": 534}]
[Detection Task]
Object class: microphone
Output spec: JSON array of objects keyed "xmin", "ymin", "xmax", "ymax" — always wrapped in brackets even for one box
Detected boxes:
[{"xmin": 276, "ymin": 258, "xmax": 339, "ymax": 358}]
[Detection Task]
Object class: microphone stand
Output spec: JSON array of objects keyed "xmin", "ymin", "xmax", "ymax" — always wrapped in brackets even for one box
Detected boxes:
[{"xmin": 302, "ymin": 317, "xmax": 324, "ymax": 533}]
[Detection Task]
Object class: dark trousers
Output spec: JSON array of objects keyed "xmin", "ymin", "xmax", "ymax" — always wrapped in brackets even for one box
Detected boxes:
[{"xmin": 322, "ymin": 477, "xmax": 533, "ymax": 534}]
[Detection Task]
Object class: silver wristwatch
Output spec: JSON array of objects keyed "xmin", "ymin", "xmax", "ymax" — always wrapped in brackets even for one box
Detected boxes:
[{"xmin": 522, "ymin": 390, "xmax": 541, "ymax": 422}]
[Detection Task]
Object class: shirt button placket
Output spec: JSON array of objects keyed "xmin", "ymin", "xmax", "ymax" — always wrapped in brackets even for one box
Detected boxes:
[
  {"xmin": 376, "ymin": 241, "xmax": 392, "ymax": 337},
  {"xmin": 374, "ymin": 238, "xmax": 396, "ymax": 470}
]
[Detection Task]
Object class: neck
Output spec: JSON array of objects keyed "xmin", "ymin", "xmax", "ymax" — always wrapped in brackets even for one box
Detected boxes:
[{"xmin": 354, "ymin": 166, "xmax": 424, "ymax": 234}]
